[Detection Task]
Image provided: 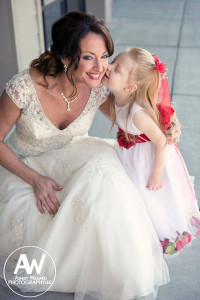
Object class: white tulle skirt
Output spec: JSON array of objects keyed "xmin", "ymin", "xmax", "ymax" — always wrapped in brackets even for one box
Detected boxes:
[
  {"xmin": 117, "ymin": 142, "xmax": 200, "ymax": 256},
  {"xmin": 0, "ymin": 137, "xmax": 169, "ymax": 299}
]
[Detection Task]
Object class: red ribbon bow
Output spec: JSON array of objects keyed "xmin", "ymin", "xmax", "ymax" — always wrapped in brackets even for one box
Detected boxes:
[{"xmin": 153, "ymin": 54, "xmax": 174, "ymax": 129}]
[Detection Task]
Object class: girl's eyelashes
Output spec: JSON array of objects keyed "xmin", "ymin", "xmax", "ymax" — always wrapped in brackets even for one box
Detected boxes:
[
  {"xmin": 114, "ymin": 64, "xmax": 120, "ymax": 73},
  {"xmin": 102, "ymin": 54, "xmax": 109, "ymax": 59}
]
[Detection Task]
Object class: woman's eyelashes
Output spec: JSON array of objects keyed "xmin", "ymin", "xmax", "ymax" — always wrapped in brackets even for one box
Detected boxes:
[
  {"xmin": 82, "ymin": 54, "xmax": 109, "ymax": 60},
  {"xmin": 82, "ymin": 55, "xmax": 93, "ymax": 60},
  {"xmin": 102, "ymin": 54, "xmax": 109, "ymax": 59}
]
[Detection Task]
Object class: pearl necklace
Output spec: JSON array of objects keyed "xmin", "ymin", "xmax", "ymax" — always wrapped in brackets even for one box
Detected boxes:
[{"xmin": 56, "ymin": 79, "xmax": 80, "ymax": 111}]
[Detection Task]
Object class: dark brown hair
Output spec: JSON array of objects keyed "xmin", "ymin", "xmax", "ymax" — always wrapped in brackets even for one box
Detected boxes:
[{"xmin": 31, "ymin": 11, "xmax": 114, "ymax": 96}]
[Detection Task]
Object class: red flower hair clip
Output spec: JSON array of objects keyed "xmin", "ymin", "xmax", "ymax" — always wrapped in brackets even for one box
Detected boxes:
[
  {"xmin": 153, "ymin": 54, "xmax": 167, "ymax": 79},
  {"xmin": 153, "ymin": 54, "xmax": 166, "ymax": 73}
]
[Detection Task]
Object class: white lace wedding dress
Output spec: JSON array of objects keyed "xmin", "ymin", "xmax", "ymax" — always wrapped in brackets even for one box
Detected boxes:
[{"xmin": 0, "ymin": 69, "xmax": 169, "ymax": 300}]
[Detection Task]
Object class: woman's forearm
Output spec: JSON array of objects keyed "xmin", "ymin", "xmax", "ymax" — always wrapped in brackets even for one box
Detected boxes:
[{"xmin": 0, "ymin": 141, "xmax": 40, "ymax": 186}]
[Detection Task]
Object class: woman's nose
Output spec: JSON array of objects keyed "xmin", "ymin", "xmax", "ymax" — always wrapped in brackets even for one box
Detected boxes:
[{"xmin": 94, "ymin": 59, "xmax": 103, "ymax": 72}]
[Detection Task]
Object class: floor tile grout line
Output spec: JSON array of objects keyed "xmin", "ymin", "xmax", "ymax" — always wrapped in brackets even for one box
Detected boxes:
[
  {"xmin": 114, "ymin": 44, "xmax": 200, "ymax": 49},
  {"xmin": 111, "ymin": 17, "xmax": 200, "ymax": 21},
  {"xmin": 173, "ymin": 93, "xmax": 200, "ymax": 97},
  {"xmin": 171, "ymin": 0, "xmax": 187, "ymax": 96}
]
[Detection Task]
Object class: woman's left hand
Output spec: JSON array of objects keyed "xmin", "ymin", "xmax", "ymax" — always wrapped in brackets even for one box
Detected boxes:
[{"xmin": 165, "ymin": 121, "xmax": 181, "ymax": 144}]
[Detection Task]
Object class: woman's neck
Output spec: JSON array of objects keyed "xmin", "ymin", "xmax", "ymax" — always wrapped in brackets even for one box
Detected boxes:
[{"xmin": 57, "ymin": 71, "xmax": 86, "ymax": 96}]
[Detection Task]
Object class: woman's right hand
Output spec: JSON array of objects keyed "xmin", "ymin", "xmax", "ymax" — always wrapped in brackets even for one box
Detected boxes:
[
  {"xmin": 165, "ymin": 121, "xmax": 181, "ymax": 144},
  {"xmin": 32, "ymin": 175, "xmax": 62, "ymax": 216}
]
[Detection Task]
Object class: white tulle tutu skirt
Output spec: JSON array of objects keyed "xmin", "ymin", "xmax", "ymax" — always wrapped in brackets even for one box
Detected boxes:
[
  {"xmin": 0, "ymin": 137, "xmax": 169, "ymax": 299},
  {"xmin": 117, "ymin": 142, "xmax": 200, "ymax": 256}
]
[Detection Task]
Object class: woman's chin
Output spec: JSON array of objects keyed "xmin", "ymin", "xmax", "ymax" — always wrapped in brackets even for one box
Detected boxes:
[{"xmin": 87, "ymin": 78, "xmax": 103, "ymax": 88}]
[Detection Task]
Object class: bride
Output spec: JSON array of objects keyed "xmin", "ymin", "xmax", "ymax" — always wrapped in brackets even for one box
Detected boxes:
[{"xmin": 0, "ymin": 11, "xmax": 179, "ymax": 300}]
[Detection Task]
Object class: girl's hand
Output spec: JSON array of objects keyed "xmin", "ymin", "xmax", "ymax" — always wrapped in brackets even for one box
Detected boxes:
[
  {"xmin": 32, "ymin": 175, "xmax": 62, "ymax": 216},
  {"xmin": 147, "ymin": 173, "xmax": 163, "ymax": 191},
  {"xmin": 165, "ymin": 121, "xmax": 181, "ymax": 144}
]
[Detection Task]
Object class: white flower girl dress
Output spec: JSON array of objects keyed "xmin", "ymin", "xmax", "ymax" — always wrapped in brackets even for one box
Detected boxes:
[{"xmin": 116, "ymin": 102, "xmax": 200, "ymax": 256}]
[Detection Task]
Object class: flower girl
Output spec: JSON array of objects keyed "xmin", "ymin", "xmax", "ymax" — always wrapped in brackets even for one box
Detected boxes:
[{"xmin": 102, "ymin": 47, "xmax": 200, "ymax": 255}]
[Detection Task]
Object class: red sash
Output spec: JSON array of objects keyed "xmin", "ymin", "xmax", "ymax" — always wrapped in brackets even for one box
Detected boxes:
[{"xmin": 117, "ymin": 127, "xmax": 150, "ymax": 149}]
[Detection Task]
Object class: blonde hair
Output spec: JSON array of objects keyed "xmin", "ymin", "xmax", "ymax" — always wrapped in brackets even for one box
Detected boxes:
[{"xmin": 110, "ymin": 48, "xmax": 162, "ymax": 140}]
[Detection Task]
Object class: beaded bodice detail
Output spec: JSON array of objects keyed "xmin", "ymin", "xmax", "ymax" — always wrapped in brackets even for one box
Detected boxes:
[{"xmin": 5, "ymin": 69, "xmax": 109, "ymax": 158}]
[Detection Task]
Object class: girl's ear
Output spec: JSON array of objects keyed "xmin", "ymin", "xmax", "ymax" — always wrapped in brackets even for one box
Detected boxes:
[{"xmin": 125, "ymin": 84, "xmax": 137, "ymax": 94}]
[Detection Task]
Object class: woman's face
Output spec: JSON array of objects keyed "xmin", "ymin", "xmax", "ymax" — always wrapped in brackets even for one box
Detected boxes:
[{"xmin": 73, "ymin": 32, "xmax": 109, "ymax": 88}]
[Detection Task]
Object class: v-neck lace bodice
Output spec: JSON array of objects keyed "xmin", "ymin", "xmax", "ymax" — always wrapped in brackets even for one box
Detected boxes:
[{"xmin": 5, "ymin": 69, "xmax": 109, "ymax": 158}]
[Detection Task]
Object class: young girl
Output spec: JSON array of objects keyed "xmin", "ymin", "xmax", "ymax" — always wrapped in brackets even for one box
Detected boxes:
[{"xmin": 102, "ymin": 47, "xmax": 200, "ymax": 255}]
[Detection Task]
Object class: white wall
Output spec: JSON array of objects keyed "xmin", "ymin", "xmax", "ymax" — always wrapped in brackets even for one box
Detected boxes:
[
  {"xmin": 11, "ymin": 0, "xmax": 45, "ymax": 72},
  {"xmin": 86, "ymin": 0, "xmax": 113, "ymax": 22},
  {"xmin": 0, "ymin": 0, "xmax": 18, "ymax": 93}
]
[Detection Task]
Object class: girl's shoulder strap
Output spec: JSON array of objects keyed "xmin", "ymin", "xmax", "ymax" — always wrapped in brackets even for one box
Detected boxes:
[{"xmin": 131, "ymin": 102, "xmax": 143, "ymax": 117}]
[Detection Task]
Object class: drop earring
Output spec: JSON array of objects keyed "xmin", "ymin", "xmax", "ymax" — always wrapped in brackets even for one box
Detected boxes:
[{"xmin": 64, "ymin": 64, "xmax": 68, "ymax": 72}]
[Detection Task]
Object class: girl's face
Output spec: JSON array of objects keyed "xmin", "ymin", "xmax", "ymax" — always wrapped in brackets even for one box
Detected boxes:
[
  {"xmin": 102, "ymin": 53, "xmax": 136, "ymax": 95},
  {"xmin": 72, "ymin": 32, "xmax": 109, "ymax": 88}
]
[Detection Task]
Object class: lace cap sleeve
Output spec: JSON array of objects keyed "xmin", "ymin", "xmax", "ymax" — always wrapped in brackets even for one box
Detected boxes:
[
  {"xmin": 94, "ymin": 84, "xmax": 110, "ymax": 107},
  {"xmin": 5, "ymin": 69, "xmax": 30, "ymax": 109}
]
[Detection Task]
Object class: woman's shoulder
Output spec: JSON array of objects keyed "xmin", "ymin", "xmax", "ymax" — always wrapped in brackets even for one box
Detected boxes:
[
  {"xmin": 5, "ymin": 68, "xmax": 32, "ymax": 109},
  {"xmin": 29, "ymin": 68, "xmax": 55, "ymax": 88},
  {"xmin": 92, "ymin": 84, "xmax": 110, "ymax": 106},
  {"xmin": 6, "ymin": 69, "xmax": 30, "ymax": 88},
  {"xmin": 93, "ymin": 83, "xmax": 109, "ymax": 95}
]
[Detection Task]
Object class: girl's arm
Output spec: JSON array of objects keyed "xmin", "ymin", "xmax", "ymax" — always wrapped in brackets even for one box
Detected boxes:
[
  {"xmin": 0, "ymin": 91, "xmax": 61, "ymax": 215},
  {"xmin": 133, "ymin": 109, "xmax": 167, "ymax": 191}
]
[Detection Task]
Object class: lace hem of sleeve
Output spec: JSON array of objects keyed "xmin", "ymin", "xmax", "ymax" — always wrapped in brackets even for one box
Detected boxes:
[
  {"xmin": 5, "ymin": 69, "xmax": 30, "ymax": 109},
  {"xmin": 95, "ymin": 84, "xmax": 110, "ymax": 107}
]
